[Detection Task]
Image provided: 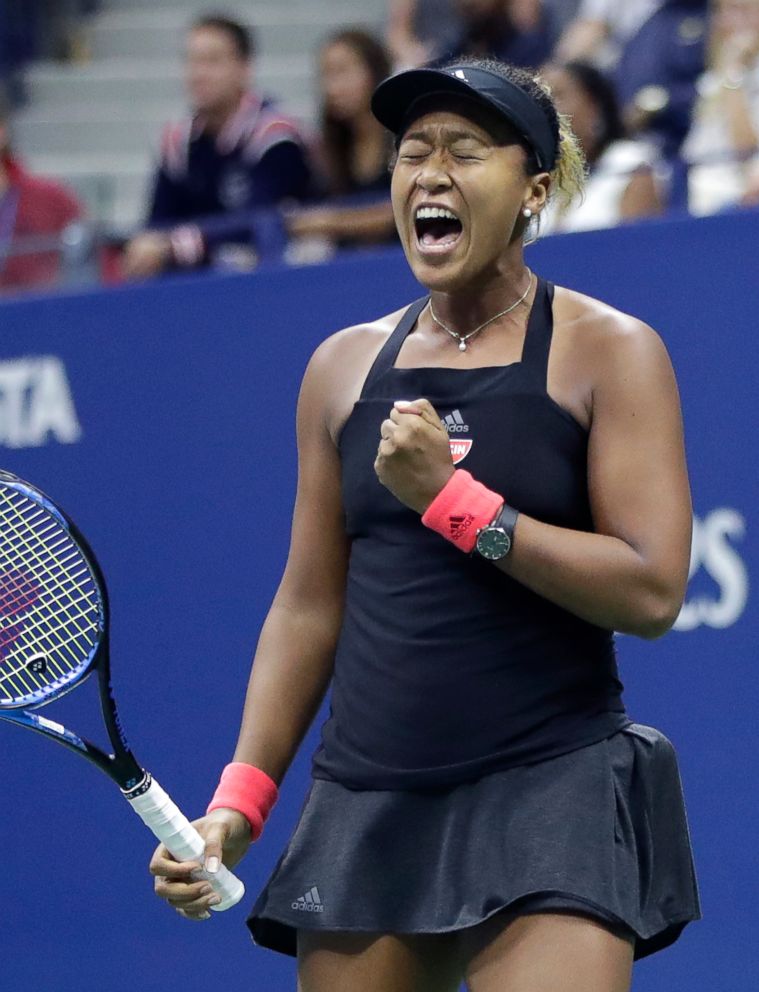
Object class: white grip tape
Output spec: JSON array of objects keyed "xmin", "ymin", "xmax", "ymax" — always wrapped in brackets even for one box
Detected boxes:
[{"xmin": 127, "ymin": 777, "xmax": 245, "ymax": 911}]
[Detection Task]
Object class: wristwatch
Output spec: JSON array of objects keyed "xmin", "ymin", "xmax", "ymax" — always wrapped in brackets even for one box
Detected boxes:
[{"xmin": 474, "ymin": 503, "xmax": 519, "ymax": 561}]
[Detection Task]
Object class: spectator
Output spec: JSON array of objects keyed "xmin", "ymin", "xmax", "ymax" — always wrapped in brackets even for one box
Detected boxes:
[
  {"xmin": 285, "ymin": 30, "xmax": 396, "ymax": 253},
  {"xmin": 613, "ymin": 0, "xmax": 707, "ymax": 161},
  {"xmin": 386, "ymin": 1, "xmax": 556, "ymax": 69},
  {"xmin": 539, "ymin": 61, "xmax": 662, "ymax": 232},
  {"xmin": 541, "ymin": 0, "xmax": 583, "ymax": 35},
  {"xmin": 558, "ymin": 0, "xmax": 707, "ymax": 161},
  {"xmin": 1, "ymin": 1, "xmax": 37, "ymax": 94},
  {"xmin": 0, "ymin": 94, "xmax": 84, "ymax": 292},
  {"xmin": 0, "ymin": 2, "xmax": 97, "ymax": 85},
  {"xmin": 445, "ymin": 0, "xmax": 556, "ymax": 68},
  {"xmin": 682, "ymin": 0, "xmax": 759, "ymax": 214},
  {"xmin": 123, "ymin": 15, "xmax": 312, "ymax": 278},
  {"xmin": 556, "ymin": 0, "xmax": 665, "ymax": 67},
  {"xmin": 386, "ymin": 0, "xmax": 463, "ymax": 68}
]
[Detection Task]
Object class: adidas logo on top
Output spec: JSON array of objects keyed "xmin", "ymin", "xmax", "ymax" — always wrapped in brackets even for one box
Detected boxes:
[
  {"xmin": 443, "ymin": 409, "xmax": 469, "ymax": 433},
  {"xmin": 443, "ymin": 410, "xmax": 473, "ymax": 465},
  {"xmin": 292, "ymin": 886, "xmax": 324, "ymax": 913}
]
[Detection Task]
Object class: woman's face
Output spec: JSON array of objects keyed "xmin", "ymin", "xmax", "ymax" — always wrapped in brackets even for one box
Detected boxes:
[
  {"xmin": 320, "ymin": 42, "xmax": 374, "ymax": 122},
  {"xmin": 391, "ymin": 101, "xmax": 544, "ymax": 292},
  {"xmin": 541, "ymin": 66, "xmax": 599, "ymax": 158}
]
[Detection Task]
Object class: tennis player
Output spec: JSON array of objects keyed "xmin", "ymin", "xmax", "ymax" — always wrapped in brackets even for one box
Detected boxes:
[{"xmin": 150, "ymin": 58, "xmax": 701, "ymax": 991}]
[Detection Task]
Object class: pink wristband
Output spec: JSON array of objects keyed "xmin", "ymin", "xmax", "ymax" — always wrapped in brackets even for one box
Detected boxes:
[
  {"xmin": 421, "ymin": 469, "xmax": 503, "ymax": 553},
  {"xmin": 207, "ymin": 762, "xmax": 279, "ymax": 841}
]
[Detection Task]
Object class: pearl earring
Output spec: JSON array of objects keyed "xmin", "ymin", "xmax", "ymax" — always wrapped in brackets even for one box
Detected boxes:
[{"xmin": 523, "ymin": 207, "xmax": 533, "ymax": 218}]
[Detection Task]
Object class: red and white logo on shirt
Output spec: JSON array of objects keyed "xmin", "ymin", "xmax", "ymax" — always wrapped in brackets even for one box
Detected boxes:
[{"xmin": 443, "ymin": 409, "xmax": 472, "ymax": 465}]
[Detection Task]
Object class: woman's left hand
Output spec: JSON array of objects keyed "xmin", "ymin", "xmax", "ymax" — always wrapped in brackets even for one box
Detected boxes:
[{"xmin": 374, "ymin": 399, "xmax": 455, "ymax": 514}]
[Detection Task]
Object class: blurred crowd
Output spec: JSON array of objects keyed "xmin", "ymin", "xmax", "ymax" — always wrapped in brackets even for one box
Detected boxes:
[{"xmin": 3, "ymin": 0, "xmax": 759, "ymax": 292}]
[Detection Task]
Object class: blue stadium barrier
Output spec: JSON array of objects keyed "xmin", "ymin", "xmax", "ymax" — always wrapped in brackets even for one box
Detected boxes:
[{"xmin": 0, "ymin": 210, "xmax": 755, "ymax": 991}]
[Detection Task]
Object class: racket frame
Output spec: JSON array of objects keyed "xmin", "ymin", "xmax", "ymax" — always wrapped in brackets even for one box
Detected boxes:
[
  {"xmin": 0, "ymin": 471, "xmax": 246, "ymax": 910},
  {"xmin": 0, "ymin": 470, "xmax": 146, "ymax": 793}
]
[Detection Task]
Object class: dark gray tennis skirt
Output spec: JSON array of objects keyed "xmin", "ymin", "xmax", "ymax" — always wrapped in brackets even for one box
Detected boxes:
[{"xmin": 248, "ymin": 724, "xmax": 701, "ymax": 961}]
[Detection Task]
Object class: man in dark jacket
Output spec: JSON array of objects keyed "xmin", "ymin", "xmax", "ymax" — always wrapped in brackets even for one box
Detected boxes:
[{"xmin": 124, "ymin": 15, "xmax": 312, "ymax": 278}]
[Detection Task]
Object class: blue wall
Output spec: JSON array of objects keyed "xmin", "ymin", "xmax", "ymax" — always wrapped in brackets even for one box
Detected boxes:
[{"xmin": 0, "ymin": 212, "xmax": 755, "ymax": 991}]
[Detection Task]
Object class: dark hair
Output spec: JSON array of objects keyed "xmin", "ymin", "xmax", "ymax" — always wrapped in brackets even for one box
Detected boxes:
[
  {"xmin": 0, "ymin": 85, "xmax": 10, "ymax": 125},
  {"xmin": 559, "ymin": 60, "xmax": 625, "ymax": 152},
  {"xmin": 321, "ymin": 29, "xmax": 392, "ymax": 196},
  {"xmin": 191, "ymin": 14, "xmax": 255, "ymax": 60}
]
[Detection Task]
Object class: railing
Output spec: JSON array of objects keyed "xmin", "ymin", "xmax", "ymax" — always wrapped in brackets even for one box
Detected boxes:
[{"xmin": 2, "ymin": 156, "xmax": 758, "ymax": 299}]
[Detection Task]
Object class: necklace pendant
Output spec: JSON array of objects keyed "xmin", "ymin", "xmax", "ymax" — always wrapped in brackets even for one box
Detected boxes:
[{"xmin": 459, "ymin": 340, "xmax": 467, "ymax": 352}]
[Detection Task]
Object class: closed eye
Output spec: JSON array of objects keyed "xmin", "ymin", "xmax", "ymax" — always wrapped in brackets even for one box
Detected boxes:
[{"xmin": 451, "ymin": 145, "xmax": 486, "ymax": 161}]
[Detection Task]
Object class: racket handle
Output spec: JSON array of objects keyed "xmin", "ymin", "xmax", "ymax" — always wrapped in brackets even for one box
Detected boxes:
[{"xmin": 126, "ymin": 776, "xmax": 245, "ymax": 912}]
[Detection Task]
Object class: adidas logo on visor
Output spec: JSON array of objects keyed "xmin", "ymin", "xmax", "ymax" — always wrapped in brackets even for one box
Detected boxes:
[{"xmin": 292, "ymin": 886, "xmax": 324, "ymax": 912}]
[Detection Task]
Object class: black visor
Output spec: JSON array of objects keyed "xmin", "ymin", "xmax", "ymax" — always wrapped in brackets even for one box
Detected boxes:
[{"xmin": 371, "ymin": 64, "xmax": 558, "ymax": 171}]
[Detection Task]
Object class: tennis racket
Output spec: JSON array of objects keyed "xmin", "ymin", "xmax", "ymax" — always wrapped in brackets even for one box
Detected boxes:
[{"xmin": 0, "ymin": 469, "xmax": 244, "ymax": 911}]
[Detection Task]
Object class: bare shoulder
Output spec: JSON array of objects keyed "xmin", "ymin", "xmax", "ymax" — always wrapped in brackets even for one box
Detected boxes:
[
  {"xmin": 302, "ymin": 305, "xmax": 410, "ymax": 443},
  {"xmin": 553, "ymin": 284, "xmax": 673, "ymax": 374},
  {"xmin": 307, "ymin": 306, "xmax": 406, "ymax": 372},
  {"xmin": 544, "ymin": 285, "xmax": 676, "ymax": 430}
]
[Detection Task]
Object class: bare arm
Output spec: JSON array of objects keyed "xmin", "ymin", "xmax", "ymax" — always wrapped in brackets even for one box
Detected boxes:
[
  {"xmin": 713, "ymin": 31, "xmax": 759, "ymax": 157},
  {"xmin": 150, "ymin": 333, "xmax": 355, "ymax": 917},
  {"xmin": 495, "ymin": 318, "xmax": 691, "ymax": 638},
  {"xmin": 555, "ymin": 18, "xmax": 609, "ymax": 62},
  {"xmin": 378, "ymin": 311, "xmax": 691, "ymax": 640},
  {"xmin": 619, "ymin": 168, "xmax": 662, "ymax": 221},
  {"xmin": 387, "ymin": 0, "xmax": 417, "ymax": 46},
  {"xmin": 287, "ymin": 201, "xmax": 397, "ymax": 246},
  {"xmin": 718, "ymin": 83, "xmax": 759, "ymax": 157},
  {"xmin": 231, "ymin": 337, "xmax": 350, "ymax": 783}
]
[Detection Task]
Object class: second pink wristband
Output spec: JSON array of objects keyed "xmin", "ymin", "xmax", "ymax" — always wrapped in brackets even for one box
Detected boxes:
[{"xmin": 207, "ymin": 762, "xmax": 279, "ymax": 841}]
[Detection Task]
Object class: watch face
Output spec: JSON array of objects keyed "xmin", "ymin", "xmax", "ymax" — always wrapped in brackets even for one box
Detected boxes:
[{"xmin": 476, "ymin": 527, "xmax": 511, "ymax": 560}]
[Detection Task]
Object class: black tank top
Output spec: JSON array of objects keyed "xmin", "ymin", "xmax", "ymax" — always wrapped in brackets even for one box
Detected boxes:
[{"xmin": 312, "ymin": 277, "xmax": 631, "ymax": 789}]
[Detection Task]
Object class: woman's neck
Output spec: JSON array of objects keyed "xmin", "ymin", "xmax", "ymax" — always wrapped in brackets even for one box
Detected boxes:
[{"xmin": 428, "ymin": 258, "xmax": 533, "ymax": 335}]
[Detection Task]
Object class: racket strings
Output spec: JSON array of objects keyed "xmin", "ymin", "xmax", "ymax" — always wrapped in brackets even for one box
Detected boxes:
[
  {"xmin": 0, "ymin": 511, "xmax": 88, "ymax": 673},
  {"xmin": 0, "ymin": 528, "xmax": 96, "ymax": 696},
  {"xmin": 0, "ymin": 550, "xmax": 83, "ymax": 696},
  {"xmin": 0, "ymin": 509, "xmax": 97, "ymax": 688},
  {"xmin": 0, "ymin": 488, "xmax": 101, "ymax": 705}
]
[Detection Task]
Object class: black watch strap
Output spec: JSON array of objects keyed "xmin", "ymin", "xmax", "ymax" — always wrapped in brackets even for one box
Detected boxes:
[{"xmin": 493, "ymin": 502, "xmax": 519, "ymax": 540}]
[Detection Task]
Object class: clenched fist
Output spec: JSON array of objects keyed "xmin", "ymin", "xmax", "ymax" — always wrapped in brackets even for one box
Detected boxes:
[{"xmin": 374, "ymin": 398, "xmax": 455, "ymax": 513}]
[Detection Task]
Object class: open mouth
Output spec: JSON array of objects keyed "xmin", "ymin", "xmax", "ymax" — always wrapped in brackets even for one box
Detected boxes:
[{"xmin": 414, "ymin": 206, "xmax": 463, "ymax": 252}]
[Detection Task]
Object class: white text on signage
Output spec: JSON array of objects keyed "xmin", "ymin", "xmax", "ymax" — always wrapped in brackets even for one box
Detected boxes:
[
  {"xmin": 0, "ymin": 356, "xmax": 82, "ymax": 449},
  {"xmin": 676, "ymin": 509, "xmax": 748, "ymax": 630}
]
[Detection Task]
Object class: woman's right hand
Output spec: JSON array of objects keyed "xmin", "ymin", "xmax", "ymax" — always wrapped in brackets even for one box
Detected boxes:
[{"xmin": 149, "ymin": 808, "xmax": 252, "ymax": 920}]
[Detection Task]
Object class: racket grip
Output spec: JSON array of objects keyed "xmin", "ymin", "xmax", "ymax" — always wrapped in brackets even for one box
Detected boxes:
[{"xmin": 126, "ymin": 776, "xmax": 245, "ymax": 912}]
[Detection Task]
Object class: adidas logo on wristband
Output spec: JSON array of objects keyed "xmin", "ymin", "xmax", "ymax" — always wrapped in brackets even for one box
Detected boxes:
[{"xmin": 449, "ymin": 513, "xmax": 475, "ymax": 539}]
